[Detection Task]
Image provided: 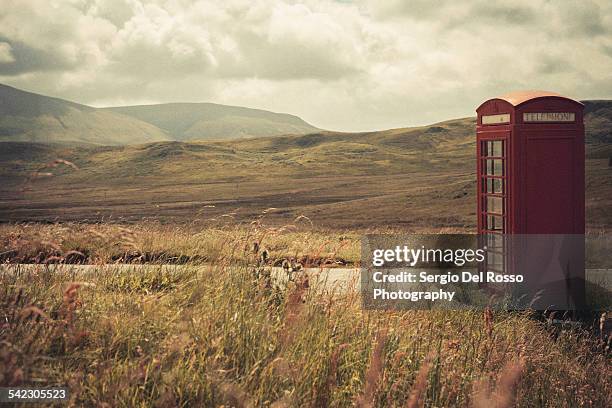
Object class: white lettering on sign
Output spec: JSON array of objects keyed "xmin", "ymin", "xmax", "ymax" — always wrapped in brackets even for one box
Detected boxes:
[
  {"xmin": 482, "ymin": 114, "xmax": 510, "ymax": 125},
  {"xmin": 523, "ymin": 112, "xmax": 575, "ymax": 122}
]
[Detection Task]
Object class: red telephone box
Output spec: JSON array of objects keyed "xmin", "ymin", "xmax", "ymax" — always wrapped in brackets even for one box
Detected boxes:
[
  {"xmin": 476, "ymin": 91, "xmax": 585, "ymax": 310},
  {"xmin": 476, "ymin": 90, "xmax": 584, "ymax": 235}
]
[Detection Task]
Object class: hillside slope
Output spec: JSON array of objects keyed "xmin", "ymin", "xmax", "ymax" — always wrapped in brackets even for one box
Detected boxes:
[
  {"xmin": 0, "ymin": 84, "xmax": 171, "ymax": 145},
  {"xmin": 584, "ymin": 100, "xmax": 612, "ymax": 145},
  {"xmin": 1, "ymin": 106, "xmax": 610, "ymax": 229},
  {"xmin": 104, "ymin": 102, "xmax": 318, "ymax": 141},
  {"xmin": 0, "ymin": 83, "xmax": 319, "ymax": 145}
]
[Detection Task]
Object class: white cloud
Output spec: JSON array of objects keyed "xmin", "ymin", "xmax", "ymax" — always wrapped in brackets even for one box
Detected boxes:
[
  {"xmin": 0, "ymin": 42, "xmax": 14, "ymax": 63},
  {"xmin": 0, "ymin": 0, "xmax": 611, "ymax": 131}
]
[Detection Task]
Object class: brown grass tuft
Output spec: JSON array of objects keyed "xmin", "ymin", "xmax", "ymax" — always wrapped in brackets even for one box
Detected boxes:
[
  {"xmin": 405, "ymin": 352, "xmax": 435, "ymax": 408},
  {"xmin": 280, "ymin": 273, "xmax": 309, "ymax": 347},
  {"xmin": 355, "ymin": 330, "xmax": 388, "ymax": 408},
  {"xmin": 471, "ymin": 359, "xmax": 524, "ymax": 408}
]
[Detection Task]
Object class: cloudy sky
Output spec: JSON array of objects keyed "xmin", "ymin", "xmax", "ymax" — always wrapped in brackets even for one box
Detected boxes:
[{"xmin": 1, "ymin": 0, "xmax": 611, "ymax": 131}]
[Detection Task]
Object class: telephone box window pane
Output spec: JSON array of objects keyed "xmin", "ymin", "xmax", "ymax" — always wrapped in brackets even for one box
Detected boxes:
[
  {"xmin": 487, "ymin": 252, "xmax": 504, "ymax": 269},
  {"xmin": 484, "ymin": 140, "xmax": 503, "ymax": 157},
  {"xmin": 485, "ymin": 159, "xmax": 503, "ymax": 176},
  {"xmin": 486, "ymin": 178, "xmax": 503, "ymax": 194},
  {"xmin": 486, "ymin": 196, "xmax": 503, "ymax": 214},
  {"xmin": 486, "ymin": 215, "xmax": 504, "ymax": 231},
  {"xmin": 491, "ymin": 141, "xmax": 503, "ymax": 157},
  {"xmin": 486, "ymin": 234, "xmax": 504, "ymax": 249},
  {"xmin": 482, "ymin": 140, "xmax": 503, "ymax": 157},
  {"xmin": 481, "ymin": 141, "xmax": 489, "ymax": 157}
]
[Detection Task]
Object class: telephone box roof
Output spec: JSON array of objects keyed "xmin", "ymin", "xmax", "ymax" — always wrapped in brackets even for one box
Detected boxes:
[{"xmin": 490, "ymin": 90, "xmax": 583, "ymax": 107}]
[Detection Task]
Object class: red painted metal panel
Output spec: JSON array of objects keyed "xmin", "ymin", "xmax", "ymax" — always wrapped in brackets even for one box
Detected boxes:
[
  {"xmin": 476, "ymin": 92, "xmax": 584, "ymax": 235},
  {"xmin": 524, "ymin": 135, "xmax": 574, "ymax": 233}
]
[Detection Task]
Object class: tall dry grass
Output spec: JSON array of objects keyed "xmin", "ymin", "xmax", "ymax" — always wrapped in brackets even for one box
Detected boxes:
[
  {"xmin": 0, "ymin": 221, "xmax": 610, "ymax": 406},
  {"xmin": 0, "ymin": 222, "xmax": 360, "ymax": 267}
]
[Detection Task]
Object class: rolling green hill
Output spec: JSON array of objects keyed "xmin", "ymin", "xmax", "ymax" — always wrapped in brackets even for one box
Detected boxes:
[
  {"xmin": 1, "ymin": 106, "xmax": 610, "ymax": 229},
  {"xmin": 0, "ymin": 84, "xmax": 318, "ymax": 145},
  {"xmin": 584, "ymin": 100, "xmax": 612, "ymax": 147},
  {"xmin": 0, "ymin": 84, "xmax": 171, "ymax": 145},
  {"xmin": 104, "ymin": 103, "xmax": 318, "ymax": 141}
]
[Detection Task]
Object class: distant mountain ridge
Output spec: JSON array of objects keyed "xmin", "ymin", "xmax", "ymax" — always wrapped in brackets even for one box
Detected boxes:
[
  {"xmin": 1, "ymin": 83, "xmax": 610, "ymax": 148},
  {"xmin": 0, "ymin": 84, "xmax": 170, "ymax": 145},
  {"xmin": 104, "ymin": 103, "xmax": 318, "ymax": 141},
  {"xmin": 0, "ymin": 84, "xmax": 318, "ymax": 145}
]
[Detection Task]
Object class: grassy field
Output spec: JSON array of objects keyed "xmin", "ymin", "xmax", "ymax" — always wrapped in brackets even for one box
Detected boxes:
[
  {"xmin": 2, "ymin": 222, "xmax": 612, "ymax": 270},
  {"xmin": 1, "ymin": 222, "xmax": 610, "ymax": 407},
  {"xmin": 2, "ymin": 115, "xmax": 611, "ymax": 230},
  {"xmin": 1, "ymin": 193, "xmax": 610, "ymax": 407},
  {"xmin": 0, "ymin": 222, "xmax": 363, "ymax": 266},
  {"xmin": 0, "ymin": 118, "xmax": 478, "ymax": 229}
]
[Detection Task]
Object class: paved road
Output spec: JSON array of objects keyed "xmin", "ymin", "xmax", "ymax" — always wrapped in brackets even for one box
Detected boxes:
[
  {"xmin": 1, "ymin": 264, "xmax": 609, "ymax": 290},
  {"xmin": 0, "ymin": 263, "xmax": 360, "ymax": 288}
]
